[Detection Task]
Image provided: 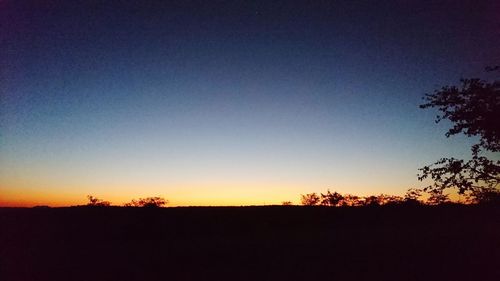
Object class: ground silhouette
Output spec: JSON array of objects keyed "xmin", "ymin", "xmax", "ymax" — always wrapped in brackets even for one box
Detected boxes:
[{"xmin": 0, "ymin": 205, "xmax": 499, "ymax": 281}]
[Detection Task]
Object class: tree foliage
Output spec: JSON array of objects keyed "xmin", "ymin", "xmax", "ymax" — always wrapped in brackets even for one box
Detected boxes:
[{"xmin": 418, "ymin": 67, "xmax": 500, "ymax": 198}]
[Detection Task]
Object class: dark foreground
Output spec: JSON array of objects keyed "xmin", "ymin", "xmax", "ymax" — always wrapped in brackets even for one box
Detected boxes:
[{"xmin": 1, "ymin": 205, "xmax": 499, "ymax": 281}]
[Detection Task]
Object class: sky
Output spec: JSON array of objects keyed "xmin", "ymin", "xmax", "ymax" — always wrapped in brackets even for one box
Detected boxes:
[{"xmin": 1, "ymin": 0, "xmax": 499, "ymax": 206}]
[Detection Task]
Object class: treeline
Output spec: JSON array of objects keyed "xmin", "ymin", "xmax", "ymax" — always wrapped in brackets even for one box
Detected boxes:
[
  {"xmin": 85, "ymin": 195, "xmax": 167, "ymax": 207},
  {"xmin": 83, "ymin": 187, "xmax": 500, "ymax": 208},
  {"xmin": 297, "ymin": 187, "xmax": 500, "ymax": 206}
]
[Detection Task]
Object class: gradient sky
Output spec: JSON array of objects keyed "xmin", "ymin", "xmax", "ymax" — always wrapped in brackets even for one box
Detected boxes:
[{"xmin": 1, "ymin": 0, "xmax": 499, "ymax": 206}]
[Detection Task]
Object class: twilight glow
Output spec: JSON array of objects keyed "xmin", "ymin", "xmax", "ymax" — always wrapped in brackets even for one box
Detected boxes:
[{"xmin": 1, "ymin": 0, "xmax": 499, "ymax": 206}]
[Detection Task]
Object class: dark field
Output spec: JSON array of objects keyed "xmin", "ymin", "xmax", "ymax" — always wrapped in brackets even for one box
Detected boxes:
[{"xmin": 1, "ymin": 205, "xmax": 499, "ymax": 281}]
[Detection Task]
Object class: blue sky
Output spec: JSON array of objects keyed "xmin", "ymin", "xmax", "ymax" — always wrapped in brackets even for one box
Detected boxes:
[{"xmin": 1, "ymin": 0, "xmax": 499, "ymax": 206}]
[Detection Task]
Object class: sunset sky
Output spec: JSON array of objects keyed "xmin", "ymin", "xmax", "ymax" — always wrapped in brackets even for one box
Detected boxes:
[{"xmin": 1, "ymin": 0, "xmax": 499, "ymax": 206}]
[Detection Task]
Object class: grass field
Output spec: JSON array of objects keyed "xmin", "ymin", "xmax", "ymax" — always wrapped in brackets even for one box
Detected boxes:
[{"xmin": 1, "ymin": 205, "xmax": 499, "ymax": 281}]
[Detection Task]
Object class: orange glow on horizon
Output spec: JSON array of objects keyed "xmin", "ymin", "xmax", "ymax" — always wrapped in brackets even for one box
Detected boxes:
[
  {"xmin": 1, "ymin": 182, "xmax": 467, "ymax": 207},
  {"xmin": 0, "ymin": 173, "xmax": 419, "ymax": 207},
  {"xmin": 0, "ymin": 182, "xmax": 308, "ymax": 207}
]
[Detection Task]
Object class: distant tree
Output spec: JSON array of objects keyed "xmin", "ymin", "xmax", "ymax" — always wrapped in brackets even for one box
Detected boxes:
[
  {"xmin": 376, "ymin": 194, "xmax": 403, "ymax": 205},
  {"xmin": 341, "ymin": 194, "xmax": 363, "ymax": 206},
  {"xmin": 320, "ymin": 190, "xmax": 344, "ymax": 206},
  {"xmin": 86, "ymin": 195, "xmax": 111, "ymax": 207},
  {"xmin": 301, "ymin": 193, "xmax": 320, "ymax": 206},
  {"xmin": 466, "ymin": 187, "xmax": 500, "ymax": 204},
  {"xmin": 361, "ymin": 195, "xmax": 378, "ymax": 206},
  {"xmin": 124, "ymin": 197, "xmax": 167, "ymax": 207},
  {"xmin": 418, "ymin": 67, "xmax": 500, "ymax": 199},
  {"xmin": 281, "ymin": 201, "xmax": 293, "ymax": 206},
  {"xmin": 426, "ymin": 189, "xmax": 450, "ymax": 205},
  {"xmin": 404, "ymin": 188, "xmax": 423, "ymax": 205}
]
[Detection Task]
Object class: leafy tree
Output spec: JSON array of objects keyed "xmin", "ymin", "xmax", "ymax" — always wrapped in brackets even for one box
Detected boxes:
[
  {"xmin": 124, "ymin": 197, "xmax": 168, "ymax": 207},
  {"xmin": 418, "ymin": 67, "xmax": 500, "ymax": 199},
  {"xmin": 281, "ymin": 201, "xmax": 293, "ymax": 206},
  {"xmin": 300, "ymin": 193, "xmax": 320, "ymax": 206},
  {"xmin": 320, "ymin": 190, "xmax": 344, "ymax": 206},
  {"xmin": 86, "ymin": 195, "xmax": 111, "ymax": 207}
]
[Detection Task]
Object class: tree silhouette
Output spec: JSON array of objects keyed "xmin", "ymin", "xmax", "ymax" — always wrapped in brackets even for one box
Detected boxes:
[
  {"xmin": 300, "ymin": 193, "xmax": 320, "ymax": 206},
  {"xmin": 373, "ymin": 194, "xmax": 403, "ymax": 206},
  {"xmin": 404, "ymin": 188, "xmax": 423, "ymax": 205},
  {"xmin": 320, "ymin": 190, "xmax": 344, "ymax": 206},
  {"xmin": 426, "ymin": 189, "xmax": 450, "ymax": 205},
  {"xmin": 466, "ymin": 187, "xmax": 500, "ymax": 204},
  {"xmin": 340, "ymin": 194, "xmax": 363, "ymax": 206},
  {"xmin": 418, "ymin": 67, "xmax": 500, "ymax": 199},
  {"xmin": 363, "ymin": 195, "xmax": 381, "ymax": 206},
  {"xmin": 86, "ymin": 195, "xmax": 111, "ymax": 207},
  {"xmin": 124, "ymin": 197, "xmax": 168, "ymax": 207}
]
